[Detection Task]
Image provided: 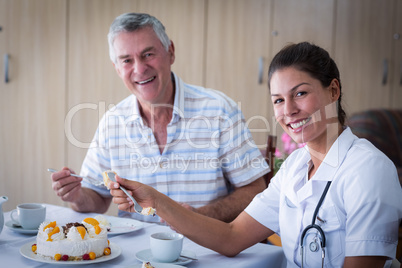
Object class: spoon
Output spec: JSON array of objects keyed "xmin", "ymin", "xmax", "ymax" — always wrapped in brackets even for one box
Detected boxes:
[{"xmin": 106, "ymin": 171, "xmax": 143, "ymax": 214}]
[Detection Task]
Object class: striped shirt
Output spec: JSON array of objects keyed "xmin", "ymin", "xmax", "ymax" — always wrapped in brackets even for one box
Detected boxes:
[{"xmin": 81, "ymin": 73, "xmax": 269, "ymax": 222}]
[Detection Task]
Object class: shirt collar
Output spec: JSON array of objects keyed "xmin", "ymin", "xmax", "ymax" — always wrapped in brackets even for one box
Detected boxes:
[
  {"xmin": 130, "ymin": 72, "xmax": 184, "ymax": 126},
  {"xmin": 170, "ymin": 72, "xmax": 185, "ymax": 124}
]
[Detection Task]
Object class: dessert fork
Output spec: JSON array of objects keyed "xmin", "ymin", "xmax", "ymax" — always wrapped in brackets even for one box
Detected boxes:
[
  {"xmin": 47, "ymin": 168, "xmax": 104, "ymax": 187},
  {"xmin": 106, "ymin": 171, "xmax": 143, "ymax": 214}
]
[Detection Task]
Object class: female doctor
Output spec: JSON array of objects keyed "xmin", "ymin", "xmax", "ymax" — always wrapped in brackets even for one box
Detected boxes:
[{"xmin": 110, "ymin": 42, "xmax": 402, "ymax": 267}]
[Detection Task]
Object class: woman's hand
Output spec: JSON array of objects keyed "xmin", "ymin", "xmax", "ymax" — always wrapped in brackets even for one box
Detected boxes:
[{"xmin": 109, "ymin": 175, "xmax": 157, "ymax": 213}]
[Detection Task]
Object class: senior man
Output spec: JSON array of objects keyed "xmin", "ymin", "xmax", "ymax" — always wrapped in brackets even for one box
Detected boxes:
[{"xmin": 51, "ymin": 13, "xmax": 268, "ymax": 223}]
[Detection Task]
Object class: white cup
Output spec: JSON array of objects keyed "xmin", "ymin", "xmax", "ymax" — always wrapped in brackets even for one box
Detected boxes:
[
  {"xmin": 10, "ymin": 203, "xmax": 46, "ymax": 230},
  {"xmin": 150, "ymin": 232, "xmax": 184, "ymax": 262}
]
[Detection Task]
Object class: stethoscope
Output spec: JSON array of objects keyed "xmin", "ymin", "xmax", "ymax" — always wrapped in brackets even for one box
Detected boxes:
[{"xmin": 300, "ymin": 181, "xmax": 332, "ymax": 268}]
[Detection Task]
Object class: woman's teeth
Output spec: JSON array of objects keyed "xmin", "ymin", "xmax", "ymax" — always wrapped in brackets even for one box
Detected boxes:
[
  {"xmin": 290, "ymin": 118, "xmax": 311, "ymax": 129},
  {"xmin": 137, "ymin": 77, "xmax": 155, "ymax": 84}
]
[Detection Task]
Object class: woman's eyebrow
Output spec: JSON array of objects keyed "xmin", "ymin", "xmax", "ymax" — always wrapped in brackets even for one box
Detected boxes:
[{"xmin": 271, "ymin": 82, "xmax": 310, "ymax": 97}]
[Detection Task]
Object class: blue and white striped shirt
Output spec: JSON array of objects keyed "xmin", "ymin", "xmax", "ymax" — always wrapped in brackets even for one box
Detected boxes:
[{"xmin": 81, "ymin": 73, "xmax": 269, "ymax": 222}]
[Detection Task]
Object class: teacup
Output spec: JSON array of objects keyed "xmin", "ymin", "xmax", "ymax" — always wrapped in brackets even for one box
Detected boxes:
[
  {"xmin": 150, "ymin": 232, "xmax": 184, "ymax": 262},
  {"xmin": 10, "ymin": 203, "xmax": 46, "ymax": 230}
]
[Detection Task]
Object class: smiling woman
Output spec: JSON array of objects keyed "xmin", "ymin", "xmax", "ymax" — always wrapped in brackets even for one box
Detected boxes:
[
  {"xmin": 268, "ymin": 43, "xmax": 345, "ymax": 154},
  {"xmin": 109, "ymin": 42, "xmax": 402, "ymax": 268}
]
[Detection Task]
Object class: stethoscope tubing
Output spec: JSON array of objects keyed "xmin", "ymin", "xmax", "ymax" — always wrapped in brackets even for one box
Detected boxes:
[{"xmin": 300, "ymin": 181, "xmax": 332, "ymax": 268}]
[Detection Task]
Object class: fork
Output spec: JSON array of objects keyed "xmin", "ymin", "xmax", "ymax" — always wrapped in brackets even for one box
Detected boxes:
[
  {"xmin": 106, "ymin": 171, "xmax": 143, "ymax": 214},
  {"xmin": 47, "ymin": 168, "xmax": 104, "ymax": 187}
]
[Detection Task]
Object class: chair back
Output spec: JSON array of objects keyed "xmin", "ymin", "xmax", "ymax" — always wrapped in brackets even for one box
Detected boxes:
[{"xmin": 263, "ymin": 135, "xmax": 277, "ymax": 187}]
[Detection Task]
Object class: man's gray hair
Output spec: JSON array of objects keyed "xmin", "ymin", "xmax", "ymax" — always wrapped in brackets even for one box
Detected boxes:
[{"xmin": 108, "ymin": 13, "xmax": 171, "ymax": 63}]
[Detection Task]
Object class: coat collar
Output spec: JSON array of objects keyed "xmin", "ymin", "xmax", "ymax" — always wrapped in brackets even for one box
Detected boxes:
[{"xmin": 284, "ymin": 127, "xmax": 356, "ymax": 204}]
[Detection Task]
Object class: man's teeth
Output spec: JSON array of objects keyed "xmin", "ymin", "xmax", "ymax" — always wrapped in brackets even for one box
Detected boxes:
[
  {"xmin": 138, "ymin": 77, "xmax": 155, "ymax": 84},
  {"xmin": 290, "ymin": 118, "xmax": 311, "ymax": 129}
]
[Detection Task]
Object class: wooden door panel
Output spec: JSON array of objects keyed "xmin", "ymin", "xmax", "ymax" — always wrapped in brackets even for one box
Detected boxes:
[{"xmin": 0, "ymin": 0, "xmax": 67, "ymax": 211}]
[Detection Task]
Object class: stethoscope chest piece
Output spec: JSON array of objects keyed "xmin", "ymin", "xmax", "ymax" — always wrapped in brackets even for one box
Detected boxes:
[{"xmin": 309, "ymin": 240, "xmax": 319, "ymax": 252}]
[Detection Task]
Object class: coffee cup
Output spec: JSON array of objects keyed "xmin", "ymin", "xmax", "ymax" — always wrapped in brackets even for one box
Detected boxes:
[
  {"xmin": 150, "ymin": 232, "xmax": 184, "ymax": 262},
  {"xmin": 10, "ymin": 203, "xmax": 46, "ymax": 229}
]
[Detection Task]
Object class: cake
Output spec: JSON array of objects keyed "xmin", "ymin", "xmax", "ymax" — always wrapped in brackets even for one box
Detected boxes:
[
  {"xmin": 32, "ymin": 216, "xmax": 111, "ymax": 261},
  {"xmin": 142, "ymin": 262, "xmax": 155, "ymax": 268},
  {"xmin": 102, "ymin": 170, "xmax": 157, "ymax": 216},
  {"xmin": 141, "ymin": 207, "xmax": 156, "ymax": 216},
  {"xmin": 102, "ymin": 170, "xmax": 116, "ymax": 189}
]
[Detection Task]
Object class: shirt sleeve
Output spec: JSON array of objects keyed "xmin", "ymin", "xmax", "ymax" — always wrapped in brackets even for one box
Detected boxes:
[
  {"xmin": 245, "ymin": 167, "xmax": 283, "ymax": 233},
  {"xmin": 218, "ymin": 98, "xmax": 270, "ymax": 187},
  {"xmin": 79, "ymin": 115, "xmax": 112, "ymax": 198}
]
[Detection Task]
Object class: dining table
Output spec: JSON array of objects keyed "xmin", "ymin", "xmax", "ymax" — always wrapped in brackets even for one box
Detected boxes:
[{"xmin": 0, "ymin": 203, "xmax": 286, "ymax": 267}]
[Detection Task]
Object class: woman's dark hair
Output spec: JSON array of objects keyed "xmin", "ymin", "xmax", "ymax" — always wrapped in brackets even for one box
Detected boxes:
[{"xmin": 268, "ymin": 42, "xmax": 346, "ymax": 126}]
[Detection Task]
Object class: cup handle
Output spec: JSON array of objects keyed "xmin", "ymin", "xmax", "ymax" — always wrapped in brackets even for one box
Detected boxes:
[{"xmin": 10, "ymin": 209, "xmax": 20, "ymax": 224}]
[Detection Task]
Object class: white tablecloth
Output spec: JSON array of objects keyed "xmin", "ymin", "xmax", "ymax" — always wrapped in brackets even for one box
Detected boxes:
[{"xmin": 0, "ymin": 204, "xmax": 286, "ymax": 267}]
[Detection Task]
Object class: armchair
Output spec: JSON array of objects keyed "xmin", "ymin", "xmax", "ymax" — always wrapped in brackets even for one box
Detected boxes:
[
  {"xmin": 347, "ymin": 109, "xmax": 402, "ymax": 185},
  {"xmin": 347, "ymin": 108, "xmax": 402, "ymax": 261}
]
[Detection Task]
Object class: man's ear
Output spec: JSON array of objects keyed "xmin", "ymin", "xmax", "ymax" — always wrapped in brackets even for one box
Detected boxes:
[{"xmin": 169, "ymin": 40, "xmax": 175, "ymax": 65}]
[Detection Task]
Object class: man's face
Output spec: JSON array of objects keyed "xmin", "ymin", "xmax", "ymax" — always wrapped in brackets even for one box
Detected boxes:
[{"xmin": 112, "ymin": 27, "xmax": 175, "ymax": 108}]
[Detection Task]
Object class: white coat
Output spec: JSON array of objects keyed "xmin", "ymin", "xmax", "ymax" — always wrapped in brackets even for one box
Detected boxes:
[{"xmin": 245, "ymin": 127, "xmax": 402, "ymax": 267}]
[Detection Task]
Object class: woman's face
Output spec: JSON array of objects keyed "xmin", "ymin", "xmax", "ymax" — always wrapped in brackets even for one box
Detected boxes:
[{"xmin": 270, "ymin": 67, "xmax": 340, "ymax": 147}]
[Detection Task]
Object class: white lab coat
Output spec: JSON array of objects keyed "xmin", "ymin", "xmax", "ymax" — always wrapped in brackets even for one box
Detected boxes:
[{"xmin": 245, "ymin": 127, "xmax": 402, "ymax": 267}]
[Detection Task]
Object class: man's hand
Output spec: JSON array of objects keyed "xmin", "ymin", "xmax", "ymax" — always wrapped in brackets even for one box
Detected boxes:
[
  {"xmin": 51, "ymin": 167, "xmax": 111, "ymax": 213},
  {"xmin": 51, "ymin": 167, "xmax": 83, "ymax": 202}
]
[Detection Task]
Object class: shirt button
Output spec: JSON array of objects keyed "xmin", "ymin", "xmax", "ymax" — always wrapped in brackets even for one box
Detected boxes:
[{"xmin": 159, "ymin": 162, "xmax": 163, "ymax": 168}]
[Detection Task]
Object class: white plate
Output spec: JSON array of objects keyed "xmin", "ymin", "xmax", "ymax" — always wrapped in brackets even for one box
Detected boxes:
[
  {"xmin": 105, "ymin": 216, "xmax": 144, "ymax": 235},
  {"xmin": 5, "ymin": 220, "xmax": 38, "ymax": 234},
  {"xmin": 127, "ymin": 263, "xmax": 186, "ymax": 268},
  {"xmin": 20, "ymin": 241, "xmax": 121, "ymax": 265},
  {"xmin": 135, "ymin": 249, "xmax": 196, "ymax": 266}
]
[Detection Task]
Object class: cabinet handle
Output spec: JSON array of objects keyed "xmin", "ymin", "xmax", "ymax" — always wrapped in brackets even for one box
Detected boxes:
[
  {"xmin": 4, "ymin": 54, "xmax": 9, "ymax": 83},
  {"xmin": 382, "ymin": 59, "xmax": 388, "ymax": 85},
  {"xmin": 258, "ymin": 57, "xmax": 263, "ymax": 84},
  {"xmin": 400, "ymin": 60, "xmax": 402, "ymax": 86}
]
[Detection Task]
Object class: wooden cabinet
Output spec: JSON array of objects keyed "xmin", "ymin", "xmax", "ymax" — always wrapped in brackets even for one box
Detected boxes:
[
  {"xmin": 0, "ymin": 0, "xmax": 67, "ymax": 211},
  {"xmin": 270, "ymin": 0, "xmax": 335, "ymax": 55},
  {"xmin": 391, "ymin": 0, "xmax": 402, "ymax": 108},
  {"xmin": 334, "ymin": 0, "xmax": 402, "ymax": 116},
  {"xmin": 205, "ymin": 0, "xmax": 335, "ymax": 146},
  {"xmin": 66, "ymin": 0, "xmax": 135, "ymax": 172},
  {"xmin": 205, "ymin": 0, "xmax": 273, "ymax": 147}
]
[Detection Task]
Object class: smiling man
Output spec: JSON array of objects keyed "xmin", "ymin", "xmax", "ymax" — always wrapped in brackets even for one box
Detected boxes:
[{"xmin": 51, "ymin": 13, "xmax": 268, "ymax": 223}]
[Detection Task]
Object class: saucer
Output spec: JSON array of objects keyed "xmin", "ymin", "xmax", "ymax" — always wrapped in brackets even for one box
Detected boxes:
[
  {"xmin": 127, "ymin": 264, "xmax": 185, "ymax": 268},
  {"xmin": 135, "ymin": 249, "xmax": 196, "ymax": 266},
  {"xmin": 5, "ymin": 220, "xmax": 38, "ymax": 234}
]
